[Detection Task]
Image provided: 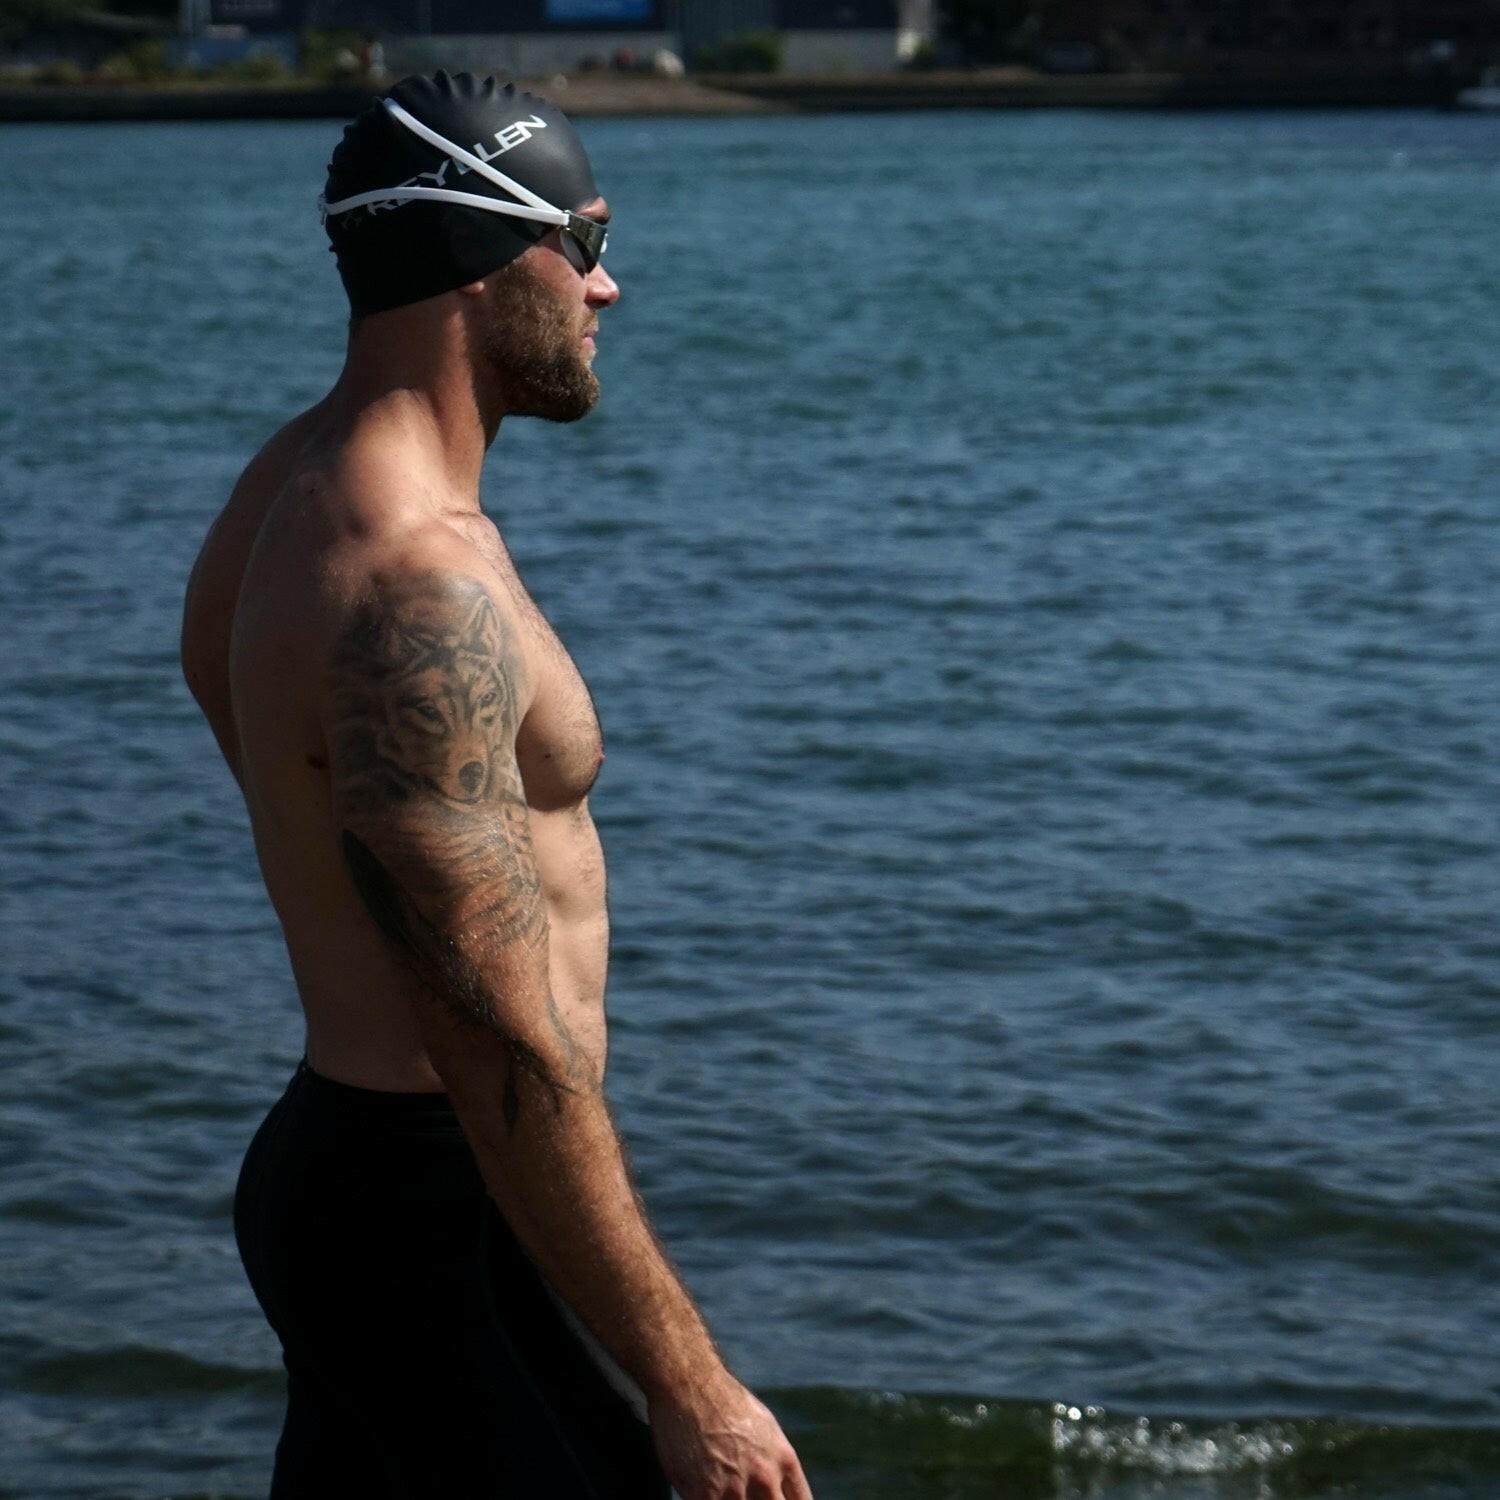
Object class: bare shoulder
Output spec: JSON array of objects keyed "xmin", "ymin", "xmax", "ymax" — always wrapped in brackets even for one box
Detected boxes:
[
  {"xmin": 233, "ymin": 427, "xmax": 521, "ymax": 696},
  {"xmin": 330, "ymin": 538, "xmax": 527, "ymax": 698}
]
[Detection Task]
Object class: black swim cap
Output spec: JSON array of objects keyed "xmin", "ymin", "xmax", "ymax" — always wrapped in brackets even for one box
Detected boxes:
[{"xmin": 323, "ymin": 71, "xmax": 599, "ymax": 317}]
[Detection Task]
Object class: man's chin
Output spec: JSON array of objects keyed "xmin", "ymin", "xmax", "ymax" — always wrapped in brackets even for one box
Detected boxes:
[
  {"xmin": 481, "ymin": 272, "xmax": 602, "ymax": 422},
  {"xmin": 529, "ymin": 373, "xmax": 599, "ymax": 424},
  {"xmin": 508, "ymin": 362, "xmax": 599, "ymax": 424}
]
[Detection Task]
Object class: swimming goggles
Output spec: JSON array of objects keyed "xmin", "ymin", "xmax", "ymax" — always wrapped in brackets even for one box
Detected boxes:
[{"xmin": 319, "ymin": 97, "xmax": 608, "ymax": 274}]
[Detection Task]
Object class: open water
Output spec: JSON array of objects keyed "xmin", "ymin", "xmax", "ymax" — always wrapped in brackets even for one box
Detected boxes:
[{"xmin": 1, "ymin": 106, "xmax": 1498, "ymax": 1499}]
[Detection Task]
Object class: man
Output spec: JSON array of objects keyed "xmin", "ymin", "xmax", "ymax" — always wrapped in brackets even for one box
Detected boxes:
[{"xmin": 181, "ymin": 71, "xmax": 812, "ymax": 1500}]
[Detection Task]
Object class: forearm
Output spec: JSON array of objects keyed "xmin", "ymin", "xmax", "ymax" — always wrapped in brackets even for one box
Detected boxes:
[{"xmin": 422, "ymin": 1008, "xmax": 726, "ymax": 1403}]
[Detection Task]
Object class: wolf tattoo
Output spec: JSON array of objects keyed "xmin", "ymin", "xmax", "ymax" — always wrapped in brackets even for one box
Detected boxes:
[{"xmin": 331, "ymin": 577, "xmax": 523, "ymax": 811}]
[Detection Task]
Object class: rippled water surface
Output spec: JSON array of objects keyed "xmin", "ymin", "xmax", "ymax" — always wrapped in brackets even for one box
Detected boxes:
[{"xmin": 2, "ymin": 108, "xmax": 1499, "ymax": 1499}]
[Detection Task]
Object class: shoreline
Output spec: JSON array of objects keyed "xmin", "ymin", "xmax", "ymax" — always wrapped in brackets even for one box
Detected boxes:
[{"xmin": 0, "ymin": 66, "xmax": 1464, "ymax": 124}]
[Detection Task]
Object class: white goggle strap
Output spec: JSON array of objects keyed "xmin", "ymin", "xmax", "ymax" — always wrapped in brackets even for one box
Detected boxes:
[
  {"xmin": 320, "ymin": 96, "xmax": 569, "ymax": 228},
  {"xmin": 320, "ymin": 183, "xmax": 565, "ymax": 224}
]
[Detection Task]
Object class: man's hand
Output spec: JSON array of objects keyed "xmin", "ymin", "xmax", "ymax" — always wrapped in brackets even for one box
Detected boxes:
[{"xmin": 649, "ymin": 1371, "xmax": 813, "ymax": 1500}]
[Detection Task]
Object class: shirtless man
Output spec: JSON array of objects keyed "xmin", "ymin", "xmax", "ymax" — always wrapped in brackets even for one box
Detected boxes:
[{"xmin": 180, "ymin": 72, "xmax": 812, "ymax": 1500}]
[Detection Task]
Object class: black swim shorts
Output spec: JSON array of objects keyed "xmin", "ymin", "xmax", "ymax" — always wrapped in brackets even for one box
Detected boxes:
[{"xmin": 234, "ymin": 1058, "xmax": 670, "ymax": 1499}]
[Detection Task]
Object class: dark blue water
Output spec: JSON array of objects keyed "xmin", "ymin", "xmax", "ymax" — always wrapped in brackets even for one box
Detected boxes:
[{"xmin": 1, "ymin": 107, "xmax": 1498, "ymax": 1499}]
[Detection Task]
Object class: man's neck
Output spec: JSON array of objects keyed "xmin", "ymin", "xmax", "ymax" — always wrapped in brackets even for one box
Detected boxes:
[{"xmin": 331, "ymin": 299, "xmax": 502, "ymax": 502}]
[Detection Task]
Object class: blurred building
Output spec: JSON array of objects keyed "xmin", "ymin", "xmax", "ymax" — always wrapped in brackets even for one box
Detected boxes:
[
  {"xmin": 183, "ymin": 0, "xmax": 932, "ymax": 72},
  {"xmin": 937, "ymin": 0, "xmax": 1500, "ymax": 68},
  {"xmin": 1019, "ymin": 0, "xmax": 1500, "ymax": 61},
  {"xmin": 1139, "ymin": 0, "xmax": 1498, "ymax": 55}
]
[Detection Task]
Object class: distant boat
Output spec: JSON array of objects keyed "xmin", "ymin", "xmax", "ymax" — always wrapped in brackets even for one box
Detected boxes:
[{"xmin": 1456, "ymin": 68, "xmax": 1500, "ymax": 110}]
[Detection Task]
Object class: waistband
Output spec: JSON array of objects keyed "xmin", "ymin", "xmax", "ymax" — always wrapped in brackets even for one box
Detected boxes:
[{"xmin": 289, "ymin": 1056, "xmax": 462, "ymax": 1124}]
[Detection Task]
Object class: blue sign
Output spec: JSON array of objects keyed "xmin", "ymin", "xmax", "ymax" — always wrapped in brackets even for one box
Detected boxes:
[{"xmin": 544, "ymin": 0, "xmax": 652, "ymax": 19}]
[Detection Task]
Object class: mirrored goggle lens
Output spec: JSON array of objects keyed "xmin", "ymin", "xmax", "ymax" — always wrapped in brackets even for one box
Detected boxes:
[{"xmin": 562, "ymin": 213, "xmax": 608, "ymax": 273}]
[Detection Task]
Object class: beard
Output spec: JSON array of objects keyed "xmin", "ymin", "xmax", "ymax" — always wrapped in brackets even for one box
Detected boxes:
[{"xmin": 481, "ymin": 256, "xmax": 599, "ymax": 424}]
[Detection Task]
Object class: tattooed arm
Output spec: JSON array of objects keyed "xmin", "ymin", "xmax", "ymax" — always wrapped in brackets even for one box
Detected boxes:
[
  {"xmin": 327, "ymin": 565, "xmax": 813, "ymax": 1499},
  {"xmin": 326, "ymin": 566, "xmax": 717, "ymax": 1389}
]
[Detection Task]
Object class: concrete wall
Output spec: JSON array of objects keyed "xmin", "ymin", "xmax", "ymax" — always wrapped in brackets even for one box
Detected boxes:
[
  {"xmin": 781, "ymin": 26, "xmax": 896, "ymax": 71},
  {"xmin": 385, "ymin": 29, "xmax": 674, "ymax": 73}
]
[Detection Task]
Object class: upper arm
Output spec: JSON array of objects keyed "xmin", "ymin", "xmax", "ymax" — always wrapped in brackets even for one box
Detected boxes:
[{"xmin": 323, "ymin": 567, "xmax": 546, "ymax": 994}]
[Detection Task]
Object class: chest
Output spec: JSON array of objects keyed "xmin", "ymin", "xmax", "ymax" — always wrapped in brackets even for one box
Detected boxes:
[{"xmin": 467, "ymin": 526, "xmax": 605, "ymax": 812}]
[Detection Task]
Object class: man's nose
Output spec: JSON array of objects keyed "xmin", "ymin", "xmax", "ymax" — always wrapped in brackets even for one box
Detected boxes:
[{"xmin": 586, "ymin": 264, "xmax": 620, "ymax": 307}]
